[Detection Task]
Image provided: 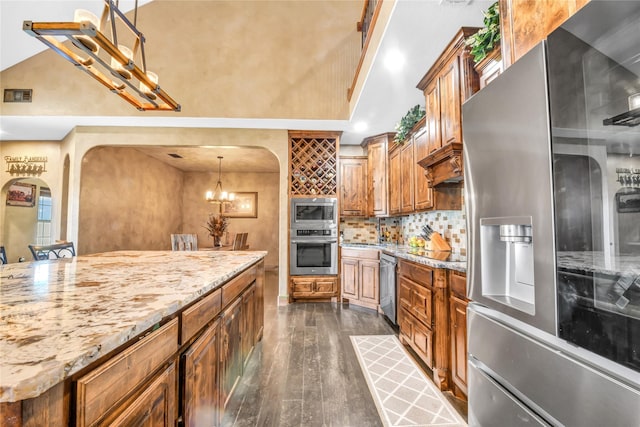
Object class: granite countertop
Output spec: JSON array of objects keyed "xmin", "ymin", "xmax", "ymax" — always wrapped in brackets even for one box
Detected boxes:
[
  {"xmin": 0, "ymin": 250, "xmax": 266, "ymax": 403},
  {"xmin": 340, "ymin": 243, "xmax": 467, "ymax": 273}
]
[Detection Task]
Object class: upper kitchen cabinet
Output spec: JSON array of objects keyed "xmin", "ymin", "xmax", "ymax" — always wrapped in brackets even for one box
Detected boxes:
[
  {"xmin": 362, "ymin": 132, "xmax": 395, "ymax": 217},
  {"xmin": 289, "ymin": 131, "xmax": 340, "ymax": 197},
  {"xmin": 412, "ymin": 119, "xmax": 434, "ymax": 211},
  {"xmin": 339, "ymin": 156, "xmax": 368, "ymax": 217},
  {"xmin": 417, "ymin": 27, "xmax": 480, "ymax": 187},
  {"xmin": 499, "ymin": 0, "xmax": 590, "ymax": 69}
]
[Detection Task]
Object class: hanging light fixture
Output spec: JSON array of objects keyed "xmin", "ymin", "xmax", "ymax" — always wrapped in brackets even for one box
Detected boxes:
[
  {"xmin": 205, "ymin": 156, "xmax": 235, "ymax": 205},
  {"xmin": 23, "ymin": 0, "xmax": 180, "ymax": 112}
]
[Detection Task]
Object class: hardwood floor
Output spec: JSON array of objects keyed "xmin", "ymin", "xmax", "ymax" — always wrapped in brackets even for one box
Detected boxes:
[
  {"xmin": 222, "ymin": 270, "xmax": 467, "ymax": 426},
  {"xmin": 222, "ymin": 270, "xmax": 395, "ymax": 426}
]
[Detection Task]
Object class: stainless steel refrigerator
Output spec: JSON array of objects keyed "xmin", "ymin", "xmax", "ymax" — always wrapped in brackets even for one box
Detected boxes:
[{"xmin": 462, "ymin": 1, "xmax": 640, "ymax": 425}]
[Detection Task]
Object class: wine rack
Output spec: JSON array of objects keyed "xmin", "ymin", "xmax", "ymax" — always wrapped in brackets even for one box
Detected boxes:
[{"xmin": 289, "ymin": 132, "xmax": 339, "ymax": 196}]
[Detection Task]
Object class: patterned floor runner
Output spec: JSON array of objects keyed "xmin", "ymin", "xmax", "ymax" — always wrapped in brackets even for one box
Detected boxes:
[{"xmin": 350, "ymin": 335, "xmax": 467, "ymax": 427}]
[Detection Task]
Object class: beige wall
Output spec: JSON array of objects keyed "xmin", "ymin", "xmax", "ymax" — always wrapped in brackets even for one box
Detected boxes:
[
  {"xmin": 183, "ymin": 171, "xmax": 279, "ymax": 269},
  {"xmin": 78, "ymin": 146, "xmax": 184, "ymax": 254},
  {"xmin": 1, "ymin": 1, "xmax": 361, "ymax": 119}
]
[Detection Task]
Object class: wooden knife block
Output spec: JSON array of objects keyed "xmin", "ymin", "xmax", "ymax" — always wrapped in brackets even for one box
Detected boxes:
[{"xmin": 426, "ymin": 232, "xmax": 452, "ymax": 252}]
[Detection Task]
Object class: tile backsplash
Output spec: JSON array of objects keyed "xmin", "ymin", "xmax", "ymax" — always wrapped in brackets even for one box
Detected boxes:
[{"xmin": 340, "ymin": 210, "xmax": 467, "ymax": 258}]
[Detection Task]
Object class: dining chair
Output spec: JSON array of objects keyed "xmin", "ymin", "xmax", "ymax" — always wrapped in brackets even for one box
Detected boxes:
[
  {"xmin": 171, "ymin": 234, "xmax": 198, "ymax": 251},
  {"xmin": 240, "ymin": 232, "xmax": 249, "ymax": 250},
  {"xmin": 28, "ymin": 242, "xmax": 76, "ymax": 260},
  {"xmin": 232, "ymin": 233, "xmax": 244, "ymax": 251},
  {"xmin": 0, "ymin": 246, "xmax": 7, "ymax": 264}
]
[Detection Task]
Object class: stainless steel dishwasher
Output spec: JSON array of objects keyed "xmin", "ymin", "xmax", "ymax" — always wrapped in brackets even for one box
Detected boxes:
[{"xmin": 379, "ymin": 253, "xmax": 398, "ymax": 325}]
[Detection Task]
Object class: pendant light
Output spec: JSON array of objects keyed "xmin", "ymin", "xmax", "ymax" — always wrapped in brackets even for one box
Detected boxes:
[{"xmin": 205, "ymin": 156, "xmax": 235, "ymax": 204}]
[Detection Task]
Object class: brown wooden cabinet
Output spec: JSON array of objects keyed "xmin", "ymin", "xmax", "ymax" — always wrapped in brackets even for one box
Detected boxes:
[
  {"xmin": 339, "ymin": 156, "xmax": 368, "ymax": 217},
  {"xmin": 183, "ymin": 320, "xmax": 220, "ymax": 427},
  {"xmin": 340, "ymin": 247, "xmax": 380, "ymax": 311},
  {"xmin": 449, "ymin": 270, "xmax": 468, "ymax": 399},
  {"xmin": 220, "ymin": 298, "xmax": 243, "ymax": 412},
  {"xmin": 400, "ymin": 140, "xmax": 414, "ymax": 214},
  {"xmin": 362, "ymin": 132, "xmax": 394, "ymax": 217},
  {"xmin": 289, "ymin": 275, "xmax": 338, "ymax": 301},
  {"xmin": 499, "ymin": 0, "xmax": 589, "ymax": 70},
  {"xmin": 108, "ymin": 362, "xmax": 177, "ymax": 427},
  {"xmin": 242, "ymin": 283, "xmax": 256, "ymax": 366},
  {"xmin": 412, "ymin": 123, "xmax": 433, "ymax": 211},
  {"xmin": 475, "ymin": 45, "xmax": 503, "ymax": 89},
  {"xmin": 417, "ymin": 27, "xmax": 480, "ymax": 188},
  {"xmin": 397, "ymin": 259, "xmax": 450, "ymax": 390},
  {"xmin": 388, "ymin": 145, "xmax": 401, "ymax": 215}
]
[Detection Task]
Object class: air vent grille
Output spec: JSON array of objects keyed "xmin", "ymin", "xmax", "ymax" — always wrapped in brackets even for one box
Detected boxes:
[
  {"xmin": 4, "ymin": 89, "xmax": 32, "ymax": 103},
  {"xmin": 168, "ymin": 153, "xmax": 183, "ymax": 158}
]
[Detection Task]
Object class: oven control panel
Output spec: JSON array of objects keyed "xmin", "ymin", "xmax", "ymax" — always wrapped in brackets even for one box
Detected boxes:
[{"xmin": 293, "ymin": 229, "xmax": 336, "ymax": 237}]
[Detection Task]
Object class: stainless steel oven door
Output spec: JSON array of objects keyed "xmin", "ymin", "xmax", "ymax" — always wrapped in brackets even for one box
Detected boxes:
[{"xmin": 290, "ymin": 239, "xmax": 337, "ymax": 275}]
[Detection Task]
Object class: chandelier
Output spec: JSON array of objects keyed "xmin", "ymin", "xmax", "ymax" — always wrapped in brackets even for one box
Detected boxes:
[
  {"xmin": 206, "ymin": 156, "xmax": 235, "ymax": 204},
  {"xmin": 23, "ymin": 0, "xmax": 180, "ymax": 112}
]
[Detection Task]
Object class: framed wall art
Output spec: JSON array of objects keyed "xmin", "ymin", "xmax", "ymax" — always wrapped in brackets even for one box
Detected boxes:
[
  {"xmin": 222, "ymin": 192, "xmax": 258, "ymax": 218},
  {"xmin": 6, "ymin": 182, "xmax": 36, "ymax": 207}
]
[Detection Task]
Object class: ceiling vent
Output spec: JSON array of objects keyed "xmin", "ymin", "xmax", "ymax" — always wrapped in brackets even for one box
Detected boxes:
[
  {"xmin": 168, "ymin": 153, "xmax": 183, "ymax": 159},
  {"xmin": 4, "ymin": 89, "xmax": 32, "ymax": 103}
]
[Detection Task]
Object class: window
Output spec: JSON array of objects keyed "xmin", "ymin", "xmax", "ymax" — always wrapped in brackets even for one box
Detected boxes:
[{"xmin": 36, "ymin": 187, "xmax": 52, "ymax": 245}]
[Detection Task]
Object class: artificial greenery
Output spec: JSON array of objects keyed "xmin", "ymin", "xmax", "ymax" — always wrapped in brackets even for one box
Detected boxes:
[
  {"xmin": 466, "ymin": 2, "xmax": 500, "ymax": 64},
  {"xmin": 394, "ymin": 104, "xmax": 426, "ymax": 144}
]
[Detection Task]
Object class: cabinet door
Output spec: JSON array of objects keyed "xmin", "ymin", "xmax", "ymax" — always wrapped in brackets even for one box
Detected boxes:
[
  {"xmin": 183, "ymin": 321, "xmax": 220, "ymax": 427},
  {"xmin": 110, "ymin": 362, "xmax": 177, "ymax": 427},
  {"xmin": 400, "ymin": 140, "xmax": 414, "ymax": 214},
  {"xmin": 314, "ymin": 278, "xmax": 337, "ymax": 296},
  {"xmin": 242, "ymin": 284, "xmax": 256, "ymax": 366},
  {"xmin": 388, "ymin": 147, "xmax": 401, "ymax": 215},
  {"xmin": 367, "ymin": 139, "xmax": 388, "ymax": 216},
  {"xmin": 410, "ymin": 281, "xmax": 433, "ymax": 328},
  {"xmin": 359, "ymin": 260, "xmax": 380, "ymax": 305},
  {"xmin": 255, "ymin": 261, "xmax": 264, "ymax": 343},
  {"xmin": 439, "ymin": 56, "xmax": 462, "ymax": 146},
  {"xmin": 341, "ymin": 257, "xmax": 359, "ymax": 300},
  {"xmin": 450, "ymin": 295, "xmax": 468, "ymax": 396},
  {"xmin": 411, "ymin": 316, "xmax": 434, "ymax": 368},
  {"xmin": 291, "ymin": 277, "xmax": 314, "ymax": 298},
  {"xmin": 340, "ymin": 157, "xmax": 368, "ymax": 217},
  {"xmin": 398, "ymin": 276, "xmax": 412, "ymax": 310},
  {"xmin": 413, "ymin": 128, "xmax": 433, "ymax": 210},
  {"xmin": 425, "ymin": 79, "xmax": 441, "ymax": 155},
  {"xmin": 220, "ymin": 298, "xmax": 243, "ymax": 410},
  {"xmin": 398, "ymin": 305, "xmax": 413, "ymax": 344}
]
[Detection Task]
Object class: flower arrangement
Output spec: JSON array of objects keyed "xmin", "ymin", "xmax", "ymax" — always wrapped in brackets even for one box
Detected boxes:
[
  {"xmin": 203, "ymin": 213, "xmax": 228, "ymax": 246},
  {"xmin": 394, "ymin": 104, "xmax": 426, "ymax": 145}
]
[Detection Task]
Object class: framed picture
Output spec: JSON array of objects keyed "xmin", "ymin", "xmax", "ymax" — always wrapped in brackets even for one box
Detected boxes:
[
  {"xmin": 222, "ymin": 192, "xmax": 258, "ymax": 218},
  {"xmin": 6, "ymin": 182, "xmax": 36, "ymax": 207}
]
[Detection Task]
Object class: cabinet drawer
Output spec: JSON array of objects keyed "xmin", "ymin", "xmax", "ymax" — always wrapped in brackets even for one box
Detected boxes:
[
  {"xmin": 398, "ymin": 260, "xmax": 433, "ymax": 288},
  {"xmin": 222, "ymin": 266, "xmax": 257, "ymax": 307},
  {"xmin": 76, "ymin": 318, "xmax": 179, "ymax": 427},
  {"xmin": 341, "ymin": 248, "xmax": 380, "ymax": 260},
  {"xmin": 181, "ymin": 288, "xmax": 221, "ymax": 344},
  {"xmin": 315, "ymin": 279, "xmax": 336, "ymax": 294},
  {"xmin": 292, "ymin": 279, "xmax": 313, "ymax": 295},
  {"xmin": 398, "ymin": 306, "xmax": 413, "ymax": 340},
  {"xmin": 450, "ymin": 271, "xmax": 467, "ymax": 298}
]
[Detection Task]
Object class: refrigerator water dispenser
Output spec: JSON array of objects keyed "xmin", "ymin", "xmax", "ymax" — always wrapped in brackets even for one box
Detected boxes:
[{"xmin": 480, "ymin": 217, "xmax": 535, "ymax": 315}]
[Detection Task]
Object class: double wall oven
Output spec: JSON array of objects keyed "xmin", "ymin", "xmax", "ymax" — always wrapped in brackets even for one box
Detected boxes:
[{"xmin": 290, "ymin": 197, "xmax": 338, "ymax": 275}]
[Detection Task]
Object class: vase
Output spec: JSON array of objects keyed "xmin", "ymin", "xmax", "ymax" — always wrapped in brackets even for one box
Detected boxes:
[{"xmin": 213, "ymin": 235, "xmax": 221, "ymax": 247}]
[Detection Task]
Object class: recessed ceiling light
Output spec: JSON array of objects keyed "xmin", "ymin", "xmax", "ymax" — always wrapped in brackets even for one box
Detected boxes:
[
  {"xmin": 354, "ymin": 121, "xmax": 368, "ymax": 132},
  {"xmin": 384, "ymin": 49, "xmax": 405, "ymax": 73}
]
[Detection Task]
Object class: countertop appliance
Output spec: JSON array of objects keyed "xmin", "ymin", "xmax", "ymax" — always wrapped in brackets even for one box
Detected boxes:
[
  {"xmin": 380, "ymin": 253, "xmax": 398, "ymax": 325},
  {"xmin": 290, "ymin": 197, "xmax": 337, "ymax": 230},
  {"xmin": 463, "ymin": 2, "xmax": 640, "ymax": 425},
  {"xmin": 290, "ymin": 228, "xmax": 338, "ymax": 275}
]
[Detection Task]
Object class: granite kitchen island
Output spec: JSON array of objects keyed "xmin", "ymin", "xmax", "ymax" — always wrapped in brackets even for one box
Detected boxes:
[{"xmin": 0, "ymin": 250, "xmax": 266, "ymax": 426}]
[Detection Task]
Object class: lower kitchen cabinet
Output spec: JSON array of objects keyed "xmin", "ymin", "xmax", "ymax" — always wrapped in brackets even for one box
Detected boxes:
[
  {"xmin": 183, "ymin": 320, "xmax": 220, "ymax": 427},
  {"xmin": 397, "ymin": 259, "xmax": 450, "ymax": 390},
  {"xmin": 289, "ymin": 275, "xmax": 338, "ymax": 302},
  {"xmin": 449, "ymin": 270, "xmax": 468, "ymax": 399},
  {"xmin": 340, "ymin": 247, "xmax": 380, "ymax": 311},
  {"xmin": 242, "ymin": 283, "xmax": 256, "ymax": 366},
  {"xmin": 220, "ymin": 298, "xmax": 243, "ymax": 411},
  {"xmin": 108, "ymin": 361, "xmax": 177, "ymax": 427}
]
